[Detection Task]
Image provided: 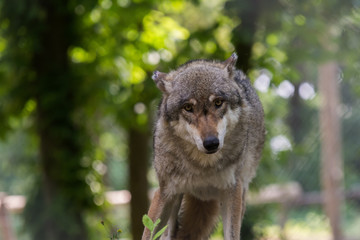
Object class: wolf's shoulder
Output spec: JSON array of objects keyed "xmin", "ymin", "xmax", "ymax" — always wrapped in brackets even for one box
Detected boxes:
[
  {"xmin": 233, "ymin": 70, "xmax": 251, "ymax": 89},
  {"xmin": 234, "ymin": 70, "xmax": 263, "ymax": 111}
]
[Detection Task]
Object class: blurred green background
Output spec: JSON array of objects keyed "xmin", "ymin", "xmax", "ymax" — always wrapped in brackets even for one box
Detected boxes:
[{"xmin": 0, "ymin": 0, "xmax": 359, "ymax": 239}]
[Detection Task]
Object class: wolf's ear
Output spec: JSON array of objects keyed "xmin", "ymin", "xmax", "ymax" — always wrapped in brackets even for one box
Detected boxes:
[
  {"xmin": 223, "ymin": 52, "xmax": 238, "ymax": 77},
  {"xmin": 152, "ymin": 71, "xmax": 172, "ymax": 93}
]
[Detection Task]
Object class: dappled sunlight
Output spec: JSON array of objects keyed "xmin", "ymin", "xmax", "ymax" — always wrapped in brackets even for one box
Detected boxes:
[
  {"xmin": 0, "ymin": 0, "xmax": 359, "ymax": 239},
  {"xmin": 254, "ymin": 72, "xmax": 271, "ymax": 93},
  {"xmin": 299, "ymin": 82, "xmax": 316, "ymax": 100},
  {"xmin": 276, "ymin": 80, "xmax": 295, "ymax": 99},
  {"xmin": 270, "ymin": 135, "xmax": 292, "ymax": 153},
  {"xmin": 282, "ymin": 214, "xmax": 331, "ymax": 240}
]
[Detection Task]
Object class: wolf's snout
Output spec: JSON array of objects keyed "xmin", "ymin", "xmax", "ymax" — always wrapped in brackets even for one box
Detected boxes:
[{"xmin": 203, "ymin": 136, "xmax": 220, "ymax": 153}]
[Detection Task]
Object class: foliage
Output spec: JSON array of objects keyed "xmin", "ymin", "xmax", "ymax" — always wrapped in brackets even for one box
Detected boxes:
[
  {"xmin": 142, "ymin": 214, "xmax": 168, "ymax": 240},
  {"xmin": 245, "ymin": 0, "xmax": 360, "ymax": 193},
  {"xmin": 101, "ymin": 220, "xmax": 122, "ymax": 240},
  {"xmin": 0, "ymin": 0, "xmax": 360, "ymax": 239},
  {"xmin": 0, "ymin": 0, "xmax": 98, "ymax": 239}
]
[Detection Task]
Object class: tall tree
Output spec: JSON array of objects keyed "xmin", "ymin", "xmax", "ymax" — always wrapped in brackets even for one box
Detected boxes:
[
  {"xmin": 128, "ymin": 129, "xmax": 149, "ymax": 240},
  {"xmin": 318, "ymin": 62, "xmax": 344, "ymax": 240},
  {"xmin": 0, "ymin": 0, "xmax": 96, "ymax": 239},
  {"xmin": 227, "ymin": 0, "xmax": 260, "ymax": 73}
]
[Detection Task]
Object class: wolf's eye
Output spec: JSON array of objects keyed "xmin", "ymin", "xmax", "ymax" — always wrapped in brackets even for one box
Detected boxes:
[
  {"xmin": 183, "ymin": 104, "xmax": 193, "ymax": 112},
  {"xmin": 214, "ymin": 99, "xmax": 223, "ymax": 108}
]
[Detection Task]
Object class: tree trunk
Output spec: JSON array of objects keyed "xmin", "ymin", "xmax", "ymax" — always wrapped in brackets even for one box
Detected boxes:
[
  {"xmin": 230, "ymin": 0, "xmax": 260, "ymax": 73},
  {"xmin": 22, "ymin": 0, "xmax": 92, "ymax": 239},
  {"xmin": 129, "ymin": 128, "xmax": 150, "ymax": 240},
  {"xmin": 286, "ymin": 83, "xmax": 303, "ymax": 144},
  {"xmin": 318, "ymin": 62, "xmax": 344, "ymax": 240}
]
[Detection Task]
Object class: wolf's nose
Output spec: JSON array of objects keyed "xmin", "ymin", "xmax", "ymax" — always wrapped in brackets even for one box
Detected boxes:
[{"xmin": 203, "ymin": 136, "xmax": 220, "ymax": 152}]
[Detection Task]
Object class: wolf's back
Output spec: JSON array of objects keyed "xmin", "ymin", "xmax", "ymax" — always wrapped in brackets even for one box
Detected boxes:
[
  {"xmin": 143, "ymin": 54, "xmax": 265, "ymax": 240},
  {"xmin": 234, "ymin": 69, "xmax": 265, "ymax": 166}
]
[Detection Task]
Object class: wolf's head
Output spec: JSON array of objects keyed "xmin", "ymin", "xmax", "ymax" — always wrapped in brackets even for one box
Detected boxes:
[{"xmin": 153, "ymin": 53, "xmax": 247, "ymax": 155}]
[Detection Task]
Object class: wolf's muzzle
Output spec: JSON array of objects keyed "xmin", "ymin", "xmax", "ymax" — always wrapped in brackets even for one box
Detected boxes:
[{"xmin": 203, "ymin": 136, "xmax": 220, "ymax": 154}]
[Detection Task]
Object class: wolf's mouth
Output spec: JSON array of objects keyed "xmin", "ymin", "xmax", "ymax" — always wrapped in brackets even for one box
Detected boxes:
[{"xmin": 205, "ymin": 149, "xmax": 218, "ymax": 154}]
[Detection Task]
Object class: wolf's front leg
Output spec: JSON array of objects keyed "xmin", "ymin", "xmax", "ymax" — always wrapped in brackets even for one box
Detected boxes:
[
  {"xmin": 162, "ymin": 194, "xmax": 183, "ymax": 240},
  {"xmin": 142, "ymin": 189, "xmax": 182, "ymax": 240},
  {"xmin": 221, "ymin": 182, "xmax": 245, "ymax": 240}
]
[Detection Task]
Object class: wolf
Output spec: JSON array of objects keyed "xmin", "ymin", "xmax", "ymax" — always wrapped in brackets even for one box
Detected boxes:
[{"xmin": 142, "ymin": 53, "xmax": 265, "ymax": 240}]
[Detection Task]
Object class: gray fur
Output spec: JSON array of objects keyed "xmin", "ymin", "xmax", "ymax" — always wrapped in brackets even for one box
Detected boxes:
[{"xmin": 143, "ymin": 54, "xmax": 265, "ymax": 240}]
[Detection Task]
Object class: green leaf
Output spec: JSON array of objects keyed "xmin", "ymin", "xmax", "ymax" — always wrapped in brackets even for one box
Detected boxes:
[
  {"xmin": 153, "ymin": 218, "xmax": 161, "ymax": 228},
  {"xmin": 142, "ymin": 214, "xmax": 154, "ymax": 231},
  {"xmin": 152, "ymin": 225, "xmax": 168, "ymax": 240}
]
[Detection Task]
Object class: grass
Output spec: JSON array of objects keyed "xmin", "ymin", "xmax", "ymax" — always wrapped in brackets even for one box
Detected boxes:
[{"xmin": 7, "ymin": 201, "xmax": 360, "ymax": 240}]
